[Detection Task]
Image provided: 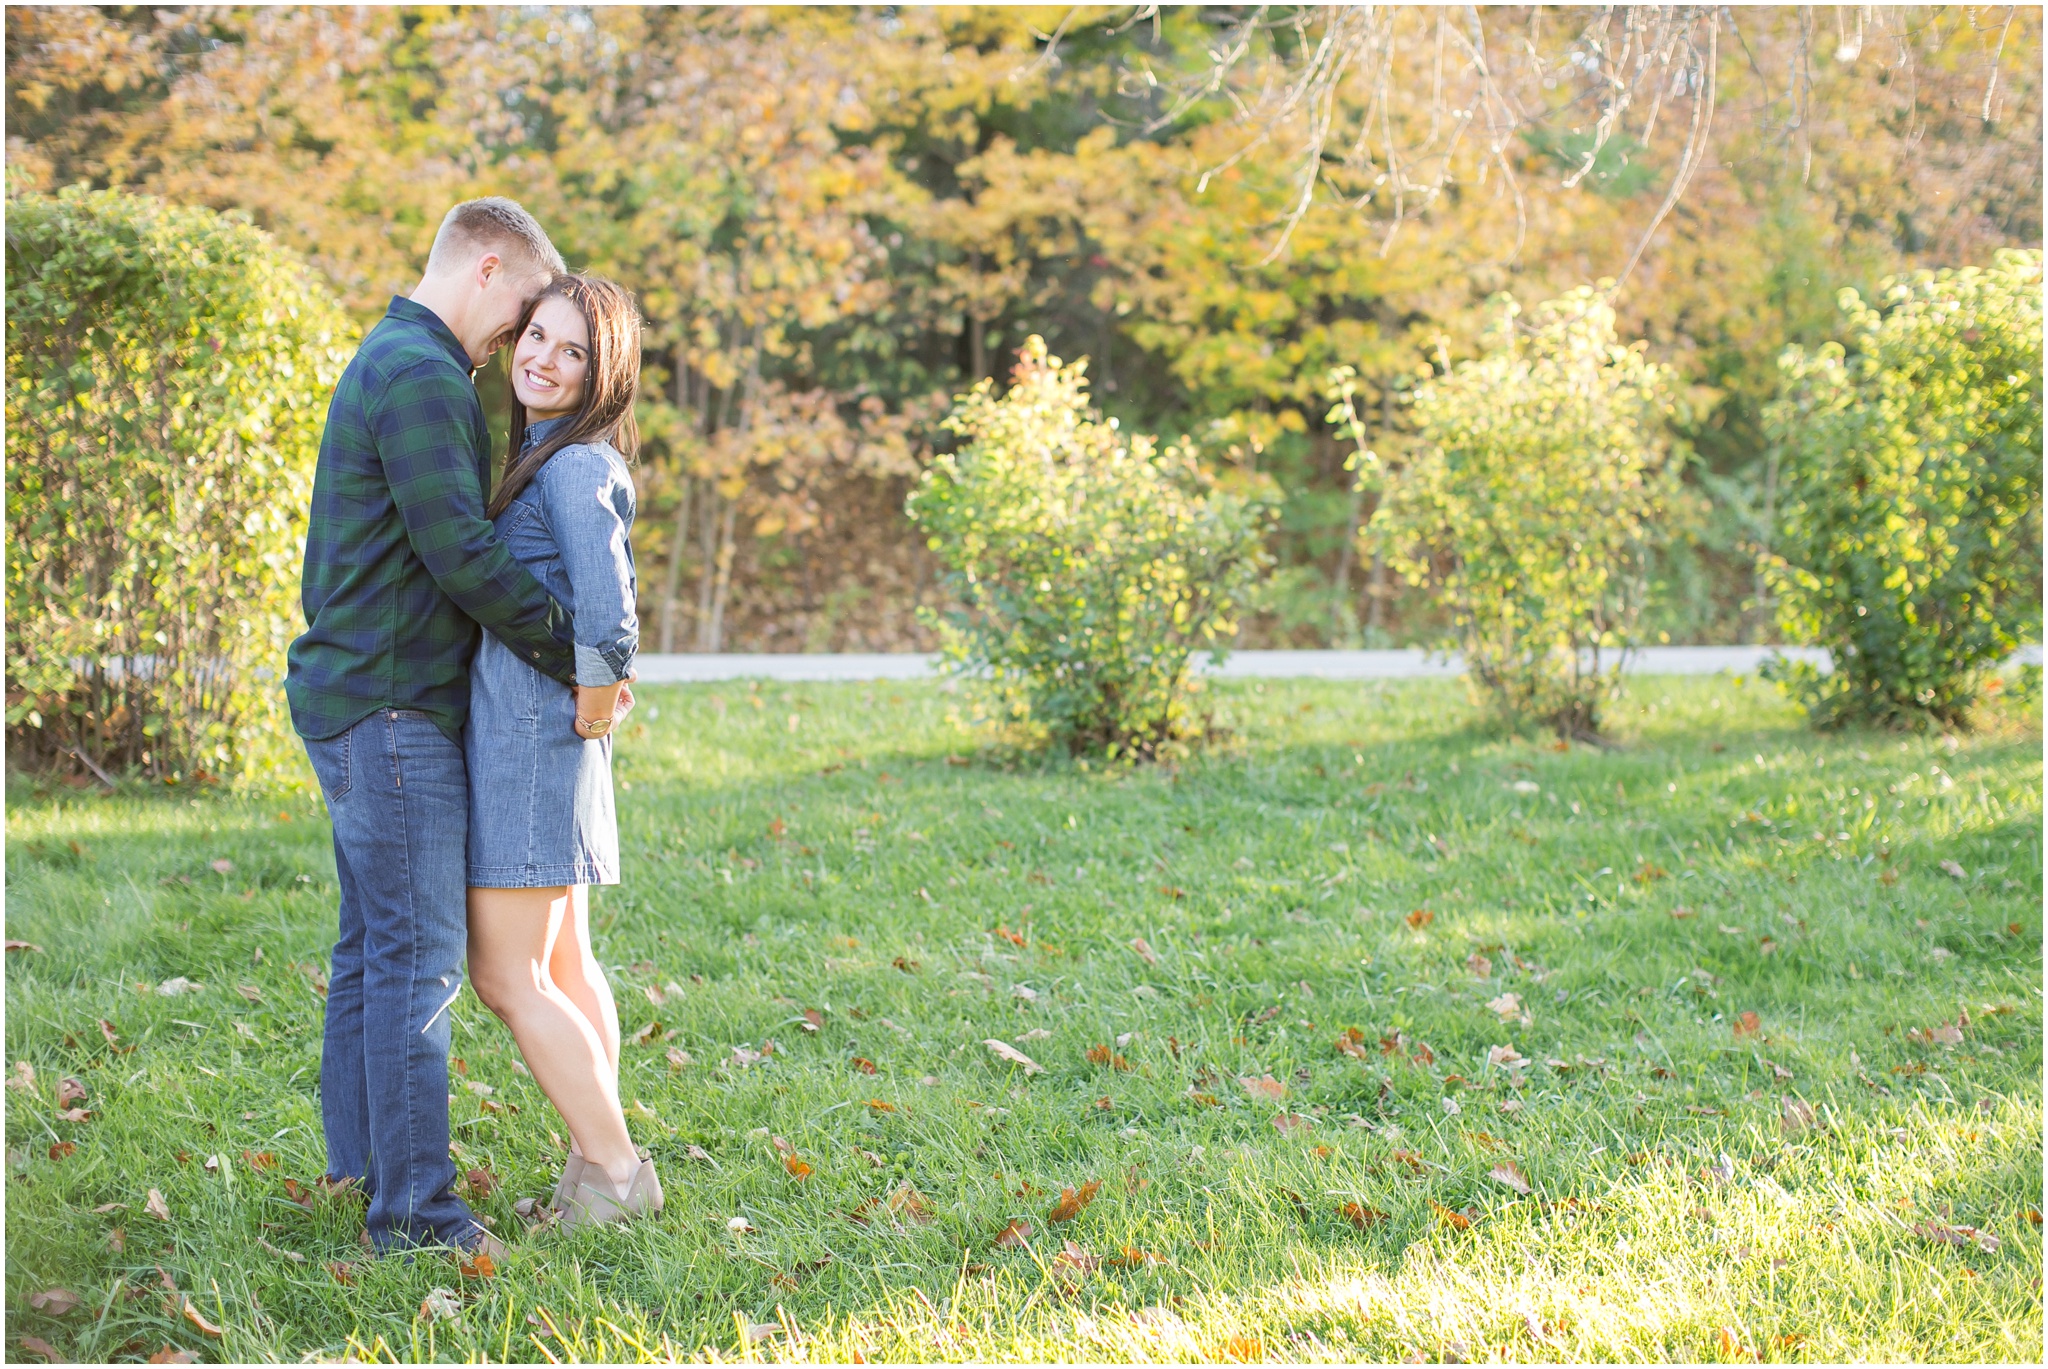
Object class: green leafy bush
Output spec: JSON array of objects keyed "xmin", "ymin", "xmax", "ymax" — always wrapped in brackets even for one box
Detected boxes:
[
  {"xmin": 906, "ymin": 337, "xmax": 1272, "ymax": 759},
  {"xmin": 1368, "ymin": 288, "xmax": 1682, "ymax": 739},
  {"xmin": 1764, "ymin": 251, "xmax": 2042, "ymax": 731},
  {"xmin": 6, "ymin": 187, "xmax": 354, "ymax": 783}
]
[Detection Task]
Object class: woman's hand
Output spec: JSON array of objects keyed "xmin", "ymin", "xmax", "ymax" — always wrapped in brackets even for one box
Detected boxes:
[{"xmin": 574, "ymin": 681, "xmax": 625, "ymax": 739}]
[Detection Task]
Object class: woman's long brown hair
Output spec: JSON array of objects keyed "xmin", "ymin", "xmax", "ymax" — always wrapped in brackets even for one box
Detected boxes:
[{"xmin": 489, "ymin": 274, "xmax": 641, "ymax": 518}]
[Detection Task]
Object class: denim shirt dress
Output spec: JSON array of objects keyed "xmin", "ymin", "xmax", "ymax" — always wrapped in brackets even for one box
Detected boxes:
[{"xmin": 465, "ymin": 417, "xmax": 638, "ymax": 887}]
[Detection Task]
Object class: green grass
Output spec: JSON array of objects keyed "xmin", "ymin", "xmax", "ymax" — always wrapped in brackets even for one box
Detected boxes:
[{"xmin": 5, "ymin": 677, "xmax": 2041, "ymax": 1364}]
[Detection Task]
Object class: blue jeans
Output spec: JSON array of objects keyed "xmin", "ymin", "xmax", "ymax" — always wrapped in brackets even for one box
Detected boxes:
[{"xmin": 304, "ymin": 709, "xmax": 482, "ymax": 1252}]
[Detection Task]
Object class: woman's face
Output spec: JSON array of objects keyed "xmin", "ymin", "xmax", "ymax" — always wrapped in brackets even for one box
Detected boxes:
[{"xmin": 510, "ymin": 294, "xmax": 590, "ymax": 420}]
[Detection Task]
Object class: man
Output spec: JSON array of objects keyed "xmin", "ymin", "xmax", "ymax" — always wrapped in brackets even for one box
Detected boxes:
[{"xmin": 287, "ymin": 197, "xmax": 592, "ymax": 1256}]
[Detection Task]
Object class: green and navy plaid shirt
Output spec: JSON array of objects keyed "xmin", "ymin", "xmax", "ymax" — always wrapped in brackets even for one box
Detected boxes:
[{"xmin": 286, "ymin": 296, "xmax": 577, "ymax": 742}]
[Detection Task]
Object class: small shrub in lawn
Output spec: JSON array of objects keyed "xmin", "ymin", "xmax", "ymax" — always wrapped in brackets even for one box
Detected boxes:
[
  {"xmin": 1765, "ymin": 249, "xmax": 2043, "ymax": 731},
  {"xmin": 906, "ymin": 336, "xmax": 1272, "ymax": 759},
  {"xmin": 1368, "ymin": 287, "xmax": 1683, "ymax": 740},
  {"xmin": 5, "ymin": 187, "xmax": 355, "ymax": 783}
]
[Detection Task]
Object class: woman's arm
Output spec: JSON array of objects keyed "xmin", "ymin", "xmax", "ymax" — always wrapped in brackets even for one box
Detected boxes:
[{"xmin": 543, "ymin": 448, "xmax": 639, "ymax": 737}]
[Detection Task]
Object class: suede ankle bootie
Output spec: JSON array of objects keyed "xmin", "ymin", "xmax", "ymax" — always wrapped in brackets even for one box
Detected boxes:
[
  {"xmin": 550, "ymin": 1152, "xmax": 585, "ymax": 1214},
  {"xmin": 561, "ymin": 1158, "xmax": 664, "ymax": 1229}
]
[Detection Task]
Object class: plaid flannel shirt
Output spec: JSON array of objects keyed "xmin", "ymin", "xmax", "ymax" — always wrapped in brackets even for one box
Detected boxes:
[{"xmin": 286, "ymin": 296, "xmax": 577, "ymax": 742}]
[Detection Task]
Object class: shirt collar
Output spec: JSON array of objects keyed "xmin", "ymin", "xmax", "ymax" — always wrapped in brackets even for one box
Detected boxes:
[
  {"xmin": 522, "ymin": 415, "xmax": 573, "ymax": 451},
  {"xmin": 385, "ymin": 296, "xmax": 474, "ymax": 374}
]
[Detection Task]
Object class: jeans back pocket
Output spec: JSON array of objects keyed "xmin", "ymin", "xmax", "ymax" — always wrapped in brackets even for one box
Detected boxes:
[{"xmin": 305, "ymin": 726, "xmax": 353, "ymax": 805}]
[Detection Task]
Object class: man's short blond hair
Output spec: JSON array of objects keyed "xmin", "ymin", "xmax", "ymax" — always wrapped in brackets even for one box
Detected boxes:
[{"xmin": 425, "ymin": 197, "xmax": 565, "ymax": 281}]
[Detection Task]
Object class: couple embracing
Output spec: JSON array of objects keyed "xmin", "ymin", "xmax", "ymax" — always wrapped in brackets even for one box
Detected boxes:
[{"xmin": 284, "ymin": 198, "xmax": 656, "ymax": 1259}]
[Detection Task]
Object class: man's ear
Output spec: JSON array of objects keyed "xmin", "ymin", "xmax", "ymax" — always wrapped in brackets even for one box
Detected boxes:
[{"xmin": 474, "ymin": 250, "xmax": 506, "ymax": 291}]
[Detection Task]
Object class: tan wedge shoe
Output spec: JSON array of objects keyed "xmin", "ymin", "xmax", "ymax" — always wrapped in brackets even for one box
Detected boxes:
[
  {"xmin": 560, "ymin": 1158, "xmax": 665, "ymax": 1229},
  {"xmin": 549, "ymin": 1152, "xmax": 585, "ymax": 1214}
]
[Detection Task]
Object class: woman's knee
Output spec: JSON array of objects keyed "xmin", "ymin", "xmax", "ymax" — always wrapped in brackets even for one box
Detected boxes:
[{"xmin": 468, "ymin": 955, "xmax": 539, "ymax": 1018}]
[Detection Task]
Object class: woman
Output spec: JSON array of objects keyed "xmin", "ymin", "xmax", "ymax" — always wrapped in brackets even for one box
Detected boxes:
[{"xmin": 464, "ymin": 273, "xmax": 661, "ymax": 1226}]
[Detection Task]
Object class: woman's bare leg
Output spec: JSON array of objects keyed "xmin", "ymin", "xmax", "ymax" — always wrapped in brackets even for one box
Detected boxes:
[
  {"xmin": 547, "ymin": 885, "xmax": 621, "ymax": 1073},
  {"xmin": 467, "ymin": 886, "xmax": 639, "ymax": 1187}
]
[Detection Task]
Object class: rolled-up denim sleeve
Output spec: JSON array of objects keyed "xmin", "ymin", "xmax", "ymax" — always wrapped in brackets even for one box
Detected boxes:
[{"xmin": 542, "ymin": 449, "xmax": 640, "ymax": 686}]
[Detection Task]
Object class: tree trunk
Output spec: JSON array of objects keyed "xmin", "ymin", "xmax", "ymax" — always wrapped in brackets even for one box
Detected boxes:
[{"xmin": 658, "ymin": 358, "xmax": 695, "ymax": 654}]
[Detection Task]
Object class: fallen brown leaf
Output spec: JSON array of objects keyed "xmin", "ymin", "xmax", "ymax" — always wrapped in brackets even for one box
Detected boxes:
[
  {"xmin": 1405, "ymin": 910, "xmax": 1434, "ymax": 930},
  {"xmin": 1238, "ymin": 1073, "xmax": 1287, "ymax": 1102},
  {"xmin": 851, "ymin": 1056, "xmax": 878, "ymax": 1074},
  {"xmin": 982, "ymin": 1039, "xmax": 1043, "ymax": 1074},
  {"xmin": 885, "ymin": 1183, "xmax": 934, "ymax": 1224},
  {"xmin": 1733, "ymin": 1011, "xmax": 1761, "ymax": 1039},
  {"xmin": 630, "ymin": 1020, "xmax": 663, "ymax": 1046},
  {"xmin": 326, "ymin": 1261, "xmax": 357, "ymax": 1286},
  {"xmin": 1270, "ymin": 1113, "xmax": 1312, "ymax": 1135},
  {"xmin": 179, "ymin": 1296, "xmax": 223, "ymax": 1338},
  {"xmin": 994, "ymin": 1217, "xmax": 1033, "ymax": 1249},
  {"xmin": 1779, "ymin": 1098, "xmax": 1816, "ymax": 1138},
  {"xmin": 1085, "ymin": 1045, "xmax": 1131, "ymax": 1071},
  {"xmin": 144, "ymin": 1189, "xmax": 170, "ymax": 1221},
  {"xmin": 1046, "ymin": 1179, "xmax": 1102, "ymax": 1223},
  {"xmin": 1488, "ymin": 1161, "xmax": 1533, "ymax": 1195},
  {"xmin": 1428, "ymin": 1199, "xmax": 1475, "ymax": 1231},
  {"xmin": 16, "ymin": 1336, "xmax": 61, "ymax": 1361},
  {"xmin": 28, "ymin": 1289, "xmax": 81, "ymax": 1316},
  {"xmin": 146, "ymin": 1348, "xmax": 199, "ymax": 1365},
  {"xmin": 1130, "ymin": 937, "xmax": 1160, "ymax": 966},
  {"xmin": 801, "ymin": 1008, "xmax": 824, "ymax": 1033},
  {"xmin": 256, "ymin": 1237, "xmax": 305, "ymax": 1265},
  {"xmin": 1339, "ymin": 1202, "xmax": 1389, "ymax": 1230},
  {"xmin": 47, "ymin": 1142, "xmax": 76, "ymax": 1162}
]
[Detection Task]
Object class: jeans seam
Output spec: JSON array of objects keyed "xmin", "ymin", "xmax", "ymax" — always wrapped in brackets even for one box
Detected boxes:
[{"xmin": 386, "ymin": 711, "xmax": 419, "ymax": 1222}]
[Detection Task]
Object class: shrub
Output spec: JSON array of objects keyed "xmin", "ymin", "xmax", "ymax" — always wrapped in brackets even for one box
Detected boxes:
[
  {"xmin": 1368, "ymin": 288, "xmax": 1682, "ymax": 739},
  {"xmin": 906, "ymin": 337, "xmax": 1273, "ymax": 759},
  {"xmin": 6, "ymin": 187, "xmax": 354, "ymax": 783},
  {"xmin": 1763, "ymin": 250, "xmax": 2042, "ymax": 731}
]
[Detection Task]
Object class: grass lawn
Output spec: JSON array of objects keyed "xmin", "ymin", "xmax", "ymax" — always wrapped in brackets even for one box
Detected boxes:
[{"xmin": 4, "ymin": 676, "xmax": 2041, "ymax": 1364}]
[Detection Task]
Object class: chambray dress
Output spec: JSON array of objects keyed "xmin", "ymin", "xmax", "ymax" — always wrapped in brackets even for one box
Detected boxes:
[{"xmin": 465, "ymin": 417, "xmax": 638, "ymax": 887}]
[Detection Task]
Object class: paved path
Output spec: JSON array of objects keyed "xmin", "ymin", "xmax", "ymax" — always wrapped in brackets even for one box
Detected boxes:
[{"xmin": 631, "ymin": 644, "xmax": 2041, "ymax": 684}]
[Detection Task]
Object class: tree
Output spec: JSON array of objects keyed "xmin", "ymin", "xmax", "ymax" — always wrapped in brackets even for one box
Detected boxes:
[
  {"xmin": 1369, "ymin": 288, "xmax": 1683, "ymax": 739},
  {"xmin": 1765, "ymin": 249, "xmax": 2042, "ymax": 730},
  {"xmin": 6, "ymin": 187, "xmax": 354, "ymax": 782},
  {"xmin": 907, "ymin": 338, "xmax": 1271, "ymax": 759}
]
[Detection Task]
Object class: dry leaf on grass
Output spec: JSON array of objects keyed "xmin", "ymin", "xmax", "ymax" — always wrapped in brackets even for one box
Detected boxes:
[
  {"xmin": 1217, "ymin": 1334, "xmax": 1264, "ymax": 1362},
  {"xmin": 56, "ymin": 1078, "xmax": 86, "ymax": 1107},
  {"xmin": 982, "ymin": 1039, "xmax": 1043, "ymax": 1074},
  {"xmin": 1129, "ymin": 937, "xmax": 1160, "ymax": 966},
  {"xmin": 256, "ymin": 1237, "xmax": 305, "ymax": 1265},
  {"xmin": 1428, "ymin": 1199, "xmax": 1476, "ymax": 1231},
  {"xmin": 1405, "ymin": 910, "xmax": 1434, "ymax": 930},
  {"xmin": 994, "ymin": 1218, "xmax": 1032, "ymax": 1249},
  {"xmin": 1939, "ymin": 859, "xmax": 1967, "ymax": 880},
  {"xmin": 48, "ymin": 1142, "xmax": 76, "ymax": 1162},
  {"xmin": 885, "ymin": 1183, "xmax": 934, "ymax": 1224},
  {"xmin": 15, "ymin": 1337, "xmax": 61, "ymax": 1362},
  {"xmin": 146, "ymin": 1349, "xmax": 198, "ymax": 1365},
  {"xmin": 1238, "ymin": 1073, "xmax": 1287, "ymax": 1102},
  {"xmin": 801, "ymin": 1009, "xmax": 824, "ymax": 1033},
  {"xmin": 144, "ymin": 1189, "xmax": 170, "ymax": 1221},
  {"xmin": 457, "ymin": 1251, "xmax": 497, "ymax": 1280},
  {"xmin": 28, "ymin": 1289, "xmax": 80, "ymax": 1316},
  {"xmin": 1054, "ymin": 1239, "xmax": 1099, "ymax": 1275},
  {"xmin": 630, "ymin": 1020, "xmax": 664, "ymax": 1046},
  {"xmin": 1733, "ymin": 1011, "xmax": 1762, "ymax": 1039},
  {"xmin": 178, "ymin": 1296, "xmax": 223, "ymax": 1338},
  {"xmin": 1339, "ymin": 1202, "xmax": 1389, "ymax": 1230},
  {"xmin": 1466, "ymin": 954, "xmax": 1492, "ymax": 978},
  {"xmin": 1915, "ymin": 1220, "xmax": 1999, "ymax": 1253},
  {"xmin": 419, "ymin": 1288, "xmax": 462, "ymax": 1322},
  {"xmin": 1084, "ymin": 1045, "xmax": 1131, "ymax": 1071},
  {"xmin": 1270, "ymin": 1113, "xmax": 1312, "ymax": 1135},
  {"xmin": 1487, "ymin": 1161, "xmax": 1533, "ymax": 1195},
  {"xmin": 851, "ymin": 1056, "xmax": 878, "ymax": 1074},
  {"xmin": 667, "ymin": 1046, "xmax": 693, "ymax": 1071},
  {"xmin": 1333, "ymin": 1027, "xmax": 1369, "ymax": 1058},
  {"xmin": 1047, "ymin": 1179, "xmax": 1101, "ymax": 1223},
  {"xmin": 1485, "ymin": 993, "xmax": 1522, "ymax": 1020},
  {"xmin": 1779, "ymin": 1099, "xmax": 1817, "ymax": 1138}
]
